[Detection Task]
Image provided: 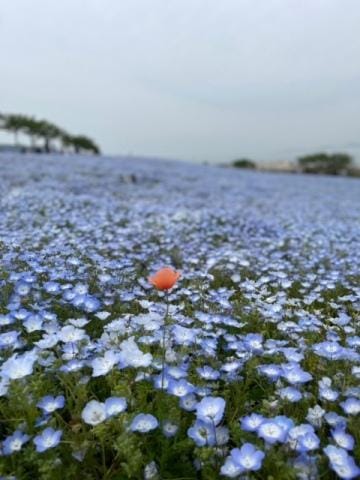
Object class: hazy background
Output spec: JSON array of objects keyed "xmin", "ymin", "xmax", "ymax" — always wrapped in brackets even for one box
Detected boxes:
[{"xmin": 1, "ymin": 0, "xmax": 360, "ymax": 164}]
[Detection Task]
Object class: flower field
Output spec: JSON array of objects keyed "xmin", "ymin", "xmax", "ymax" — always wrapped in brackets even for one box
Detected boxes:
[{"xmin": 0, "ymin": 153, "xmax": 359, "ymax": 479}]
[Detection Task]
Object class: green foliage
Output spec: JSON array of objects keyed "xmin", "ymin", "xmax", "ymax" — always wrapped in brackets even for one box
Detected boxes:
[
  {"xmin": 297, "ymin": 152, "xmax": 353, "ymax": 175},
  {"xmin": 232, "ymin": 158, "xmax": 257, "ymax": 169}
]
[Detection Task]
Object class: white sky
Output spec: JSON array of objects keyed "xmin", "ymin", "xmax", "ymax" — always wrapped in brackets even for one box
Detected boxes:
[{"xmin": 1, "ymin": 0, "xmax": 360, "ymax": 163}]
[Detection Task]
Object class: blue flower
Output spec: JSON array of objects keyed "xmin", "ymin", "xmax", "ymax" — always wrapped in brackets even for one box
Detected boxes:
[
  {"xmin": 230, "ymin": 443, "xmax": 265, "ymax": 472},
  {"xmin": 187, "ymin": 419, "xmax": 216, "ymax": 447},
  {"xmin": 167, "ymin": 378, "xmax": 195, "ymax": 397},
  {"xmin": 37, "ymin": 395, "xmax": 65, "ymax": 414},
  {"xmin": 179, "ymin": 393, "xmax": 198, "ymax": 411},
  {"xmin": 324, "ymin": 445, "xmax": 360, "ymax": 479},
  {"xmin": 104, "ymin": 397, "xmax": 127, "ymax": 417},
  {"xmin": 130, "ymin": 414, "xmax": 158, "ymax": 433},
  {"xmin": 257, "ymin": 420, "xmax": 287, "ymax": 444},
  {"xmin": 33, "ymin": 427, "xmax": 62, "ymax": 452},
  {"xmin": 196, "ymin": 396, "xmax": 225, "ymax": 426},
  {"xmin": 281, "ymin": 363, "xmax": 312, "ymax": 384},
  {"xmin": 331, "ymin": 428, "xmax": 355, "ymax": 451},
  {"xmin": 2, "ymin": 430, "xmax": 30, "ymax": 455},
  {"xmin": 196, "ymin": 365, "xmax": 220, "ymax": 380},
  {"xmin": 240, "ymin": 413, "xmax": 265, "ymax": 432},
  {"xmin": 0, "ymin": 331, "xmax": 21, "ymax": 350},
  {"xmin": 1, "ymin": 351, "xmax": 37, "ymax": 380},
  {"xmin": 278, "ymin": 386, "xmax": 302, "ymax": 402},
  {"xmin": 340, "ymin": 397, "xmax": 360, "ymax": 416},
  {"xmin": 162, "ymin": 421, "xmax": 179, "ymax": 438},
  {"xmin": 258, "ymin": 364, "xmax": 283, "ymax": 382},
  {"xmin": 81, "ymin": 400, "xmax": 107, "ymax": 426}
]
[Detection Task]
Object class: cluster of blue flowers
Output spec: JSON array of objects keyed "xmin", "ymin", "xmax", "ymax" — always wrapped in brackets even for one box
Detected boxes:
[{"xmin": 0, "ymin": 153, "xmax": 359, "ymax": 479}]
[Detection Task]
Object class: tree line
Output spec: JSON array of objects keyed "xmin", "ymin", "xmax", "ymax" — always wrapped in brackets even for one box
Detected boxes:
[
  {"xmin": 231, "ymin": 152, "xmax": 359, "ymax": 176},
  {"xmin": 0, "ymin": 113, "xmax": 100, "ymax": 154}
]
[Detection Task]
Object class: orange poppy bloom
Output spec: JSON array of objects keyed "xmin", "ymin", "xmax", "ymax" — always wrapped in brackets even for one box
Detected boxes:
[{"xmin": 148, "ymin": 267, "xmax": 181, "ymax": 291}]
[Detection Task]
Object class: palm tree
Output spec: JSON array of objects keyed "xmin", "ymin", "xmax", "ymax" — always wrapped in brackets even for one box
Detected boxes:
[
  {"xmin": 69, "ymin": 135, "xmax": 100, "ymax": 155},
  {"xmin": 1, "ymin": 112, "xmax": 101, "ymax": 155},
  {"xmin": 3, "ymin": 114, "xmax": 26, "ymax": 146}
]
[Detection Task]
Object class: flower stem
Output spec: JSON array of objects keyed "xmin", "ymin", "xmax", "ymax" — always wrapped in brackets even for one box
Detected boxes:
[{"xmin": 161, "ymin": 291, "xmax": 170, "ymax": 390}]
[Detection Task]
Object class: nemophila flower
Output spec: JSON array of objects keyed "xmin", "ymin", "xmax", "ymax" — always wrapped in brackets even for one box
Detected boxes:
[
  {"xmin": 258, "ymin": 364, "xmax": 282, "ymax": 382},
  {"xmin": 104, "ymin": 397, "xmax": 127, "ymax": 417},
  {"xmin": 1, "ymin": 350, "xmax": 37, "ymax": 380},
  {"xmin": 37, "ymin": 395, "xmax": 65, "ymax": 414},
  {"xmin": 171, "ymin": 325, "xmax": 197, "ymax": 345},
  {"xmin": 144, "ymin": 461, "xmax": 159, "ymax": 480},
  {"xmin": 118, "ymin": 337, "xmax": 152, "ymax": 368},
  {"xmin": 340, "ymin": 397, "xmax": 360, "ymax": 415},
  {"xmin": 331, "ymin": 428, "xmax": 355, "ymax": 450},
  {"xmin": 344, "ymin": 386, "xmax": 360, "ymax": 398},
  {"xmin": 60, "ymin": 359, "xmax": 84, "ymax": 373},
  {"xmin": 130, "ymin": 414, "xmax": 159, "ymax": 433},
  {"xmin": 83, "ymin": 295, "xmax": 101, "ymax": 312},
  {"xmin": 167, "ymin": 378, "xmax": 195, "ymax": 397},
  {"xmin": 281, "ymin": 348, "xmax": 304, "ymax": 363},
  {"xmin": 229, "ymin": 443, "xmax": 265, "ymax": 473},
  {"xmin": 324, "ymin": 445, "xmax": 360, "ymax": 479},
  {"xmin": 43, "ymin": 281, "xmax": 61, "ymax": 294},
  {"xmin": 179, "ymin": 393, "xmax": 198, "ymax": 411},
  {"xmin": 33, "ymin": 427, "xmax": 62, "ymax": 452},
  {"xmin": 162, "ymin": 421, "xmax": 179, "ymax": 438},
  {"xmin": 148, "ymin": 267, "xmax": 180, "ymax": 291},
  {"xmin": 278, "ymin": 386, "xmax": 302, "ymax": 402},
  {"xmin": 324, "ymin": 412, "xmax": 347, "ymax": 428},
  {"xmin": 294, "ymin": 454, "xmax": 318, "ymax": 480},
  {"xmin": 243, "ymin": 333, "xmax": 263, "ymax": 353},
  {"xmin": 257, "ymin": 420, "xmax": 287, "ymax": 444},
  {"xmin": 81, "ymin": 400, "xmax": 107, "ymax": 426},
  {"xmin": 91, "ymin": 350, "xmax": 120, "ymax": 377},
  {"xmin": 196, "ymin": 396, "xmax": 225, "ymax": 426},
  {"xmin": 319, "ymin": 377, "xmax": 339, "ymax": 401},
  {"xmin": 187, "ymin": 419, "xmax": 216, "ymax": 447},
  {"xmin": 0, "ymin": 314, "xmax": 14, "ymax": 326},
  {"xmin": 2, "ymin": 430, "xmax": 30, "ymax": 455},
  {"xmin": 0, "ymin": 331, "xmax": 21, "ymax": 350},
  {"xmin": 153, "ymin": 373, "xmax": 170, "ymax": 390},
  {"xmin": 196, "ymin": 365, "xmax": 220, "ymax": 381},
  {"xmin": 23, "ymin": 314, "xmax": 44, "ymax": 333},
  {"xmin": 240, "ymin": 413, "xmax": 265, "ymax": 432},
  {"xmin": 15, "ymin": 281, "xmax": 31, "ymax": 296},
  {"xmin": 313, "ymin": 341, "xmax": 346, "ymax": 360},
  {"xmin": 58, "ymin": 325, "xmax": 87, "ymax": 343},
  {"xmin": 35, "ymin": 333, "xmax": 59, "ymax": 349},
  {"xmin": 306, "ymin": 405, "xmax": 326, "ymax": 427},
  {"xmin": 281, "ymin": 363, "xmax": 312, "ymax": 384},
  {"xmin": 220, "ymin": 456, "xmax": 243, "ymax": 478}
]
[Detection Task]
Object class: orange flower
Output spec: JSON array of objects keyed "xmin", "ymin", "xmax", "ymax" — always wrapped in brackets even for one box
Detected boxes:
[{"xmin": 148, "ymin": 267, "xmax": 181, "ymax": 291}]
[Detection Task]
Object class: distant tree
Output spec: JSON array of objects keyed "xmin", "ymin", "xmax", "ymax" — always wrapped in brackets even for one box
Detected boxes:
[
  {"xmin": 70, "ymin": 135, "xmax": 100, "ymax": 155},
  {"xmin": 2, "ymin": 114, "xmax": 28, "ymax": 146},
  {"xmin": 232, "ymin": 158, "xmax": 256, "ymax": 169},
  {"xmin": 1, "ymin": 112, "xmax": 101, "ymax": 155},
  {"xmin": 297, "ymin": 152, "xmax": 352, "ymax": 175}
]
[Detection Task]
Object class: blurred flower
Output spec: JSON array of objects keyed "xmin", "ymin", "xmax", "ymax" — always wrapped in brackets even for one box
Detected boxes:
[
  {"xmin": 130, "ymin": 414, "xmax": 158, "ymax": 433},
  {"xmin": 81, "ymin": 400, "xmax": 106, "ymax": 426},
  {"xmin": 33, "ymin": 427, "xmax": 62, "ymax": 452},
  {"xmin": 148, "ymin": 268, "xmax": 180, "ymax": 291}
]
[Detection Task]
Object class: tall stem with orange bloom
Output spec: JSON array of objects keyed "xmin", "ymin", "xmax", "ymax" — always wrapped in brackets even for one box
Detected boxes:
[{"xmin": 148, "ymin": 267, "xmax": 181, "ymax": 390}]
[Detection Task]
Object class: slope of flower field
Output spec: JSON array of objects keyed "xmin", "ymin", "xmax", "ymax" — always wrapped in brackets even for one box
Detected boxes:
[{"xmin": 0, "ymin": 153, "xmax": 359, "ymax": 480}]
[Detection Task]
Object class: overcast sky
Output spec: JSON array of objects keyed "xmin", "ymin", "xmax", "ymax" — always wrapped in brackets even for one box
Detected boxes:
[{"xmin": 1, "ymin": 0, "xmax": 360, "ymax": 163}]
